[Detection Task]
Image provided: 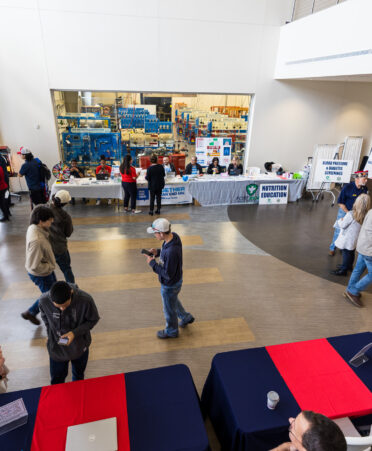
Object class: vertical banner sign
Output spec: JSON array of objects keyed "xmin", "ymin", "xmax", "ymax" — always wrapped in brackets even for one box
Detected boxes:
[
  {"xmin": 364, "ymin": 149, "xmax": 372, "ymax": 178},
  {"xmin": 313, "ymin": 159, "xmax": 353, "ymax": 183},
  {"xmin": 195, "ymin": 137, "xmax": 232, "ymax": 167},
  {"xmin": 259, "ymin": 184, "xmax": 289, "ymax": 205}
]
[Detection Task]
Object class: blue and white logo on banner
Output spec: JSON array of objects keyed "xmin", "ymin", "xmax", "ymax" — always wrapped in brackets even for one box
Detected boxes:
[{"xmin": 137, "ymin": 188, "xmax": 149, "ymax": 200}]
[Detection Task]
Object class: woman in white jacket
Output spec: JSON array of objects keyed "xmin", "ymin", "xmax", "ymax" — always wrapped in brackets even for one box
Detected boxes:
[{"xmin": 331, "ymin": 194, "xmax": 371, "ymax": 276}]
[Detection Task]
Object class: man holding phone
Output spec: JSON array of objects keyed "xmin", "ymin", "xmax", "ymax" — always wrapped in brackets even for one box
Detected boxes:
[
  {"xmin": 145, "ymin": 218, "xmax": 194, "ymax": 339},
  {"xmin": 39, "ymin": 281, "xmax": 100, "ymax": 384}
]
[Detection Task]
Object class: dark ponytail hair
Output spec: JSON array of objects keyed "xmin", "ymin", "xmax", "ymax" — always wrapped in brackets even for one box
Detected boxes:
[
  {"xmin": 52, "ymin": 194, "xmax": 62, "ymax": 208},
  {"xmin": 120, "ymin": 155, "xmax": 132, "ymax": 175},
  {"xmin": 25, "ymin": 153, "xmax": 34, "ymax": 162}
]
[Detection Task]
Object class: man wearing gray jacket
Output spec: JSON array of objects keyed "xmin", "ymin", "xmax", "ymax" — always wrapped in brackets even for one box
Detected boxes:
[
  {"xmin": 345, "ymin": 209, "xmax": 372, "ymax": 307},
  {"xmin": 39, "ymin": 281, "xmax": 100, "ymax": 384}
]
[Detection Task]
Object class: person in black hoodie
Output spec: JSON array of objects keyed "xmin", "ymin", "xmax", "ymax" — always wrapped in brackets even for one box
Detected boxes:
[
  {"xmin": 39, "ymin": 281, "xmax": 100, "ymax": 384},
  {"xmin": 145, "ymin": 218, "xmax": 194, "ymax": 339},
  {"xmin": 146, "ymin": 155, "xmax": 165, "ymax": 216}
]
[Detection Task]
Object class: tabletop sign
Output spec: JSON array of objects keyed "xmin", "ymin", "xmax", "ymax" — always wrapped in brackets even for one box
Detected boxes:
[
  {"xmin": 259, "ymin": 184, "xmax": 288, "ymax": 205},
  {"xmin": 314, "ymin": 159, "xmax": 353, "ymax": 183}
]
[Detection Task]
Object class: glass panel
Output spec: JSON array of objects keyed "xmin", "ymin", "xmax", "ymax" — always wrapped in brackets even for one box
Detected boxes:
[{"xmin": 52, "ymin": 91, "xmax": 251, "ymax": 174}]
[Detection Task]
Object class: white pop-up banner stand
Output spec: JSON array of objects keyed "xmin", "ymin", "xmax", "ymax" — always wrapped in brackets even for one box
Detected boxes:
[{"xmin": 313, "ymin": 159, "xmax": 353, "ymax": 183}]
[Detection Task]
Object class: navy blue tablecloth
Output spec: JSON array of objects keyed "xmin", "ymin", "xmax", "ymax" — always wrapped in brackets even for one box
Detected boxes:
[
  {"xmin": 0, "ymin": 364, "xmax": 209, "ymax": 451},
  {"xmin": 201, "ymin": 332, "xmax": 372, "ymax": 451},
  {"xmin": 126, "ymin": 364, "xmax": 209, "ymax": 451}
]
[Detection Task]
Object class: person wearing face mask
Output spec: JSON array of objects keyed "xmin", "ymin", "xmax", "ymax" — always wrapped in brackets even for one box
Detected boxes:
[
  {"xmin": 270, "ymin": 410, "xmax": 346, "ymax": 451},
  {"xmin": 329, "ymin": 171, "xmax": 369, "ymax": 256},
  {"xmin": 39, "ymin": 281, "xmax": 100, "ymax": 384}
]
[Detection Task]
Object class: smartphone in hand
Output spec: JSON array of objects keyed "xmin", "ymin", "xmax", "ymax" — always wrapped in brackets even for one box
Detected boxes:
[
  {"xmin": 141, "ymin": 249, "xmax": 153, "ymax": 257},
  {"xmin": 58, "ymin": 337, "xmax": 69, "ymax": 346}
]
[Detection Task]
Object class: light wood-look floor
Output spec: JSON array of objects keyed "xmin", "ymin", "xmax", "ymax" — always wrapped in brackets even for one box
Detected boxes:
[
  {"xmin": 3, "ymin": 317, "xmax": 254, "ymax": 371},
  {"xmin": 68, "ymin": 235, "xmax": 203, "ymax": 253},
  {"xmin": 72, "ymin": 212, "xmax": 191, "ymax": 225},
  {"xmin": 2, "ymin": 267, "xmax": 223, "ymax": 300}
]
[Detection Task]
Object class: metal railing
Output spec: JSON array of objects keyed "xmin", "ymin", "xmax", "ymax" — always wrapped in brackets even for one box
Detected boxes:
[{"xmin": 291, "ymin": 0, "xmax": 348, "ymax": 21}]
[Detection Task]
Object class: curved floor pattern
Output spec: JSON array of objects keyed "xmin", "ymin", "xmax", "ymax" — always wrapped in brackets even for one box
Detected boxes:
[{"xmin": 228, "ymin": 198, "xmax": 371, "ymax": 291}]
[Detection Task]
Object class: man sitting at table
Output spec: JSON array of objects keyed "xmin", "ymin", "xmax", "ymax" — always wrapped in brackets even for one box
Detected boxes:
[
  {"xmin": 163, "ymin": 156, "xmax": 176, "ymax": 174},
  {"xmin": 95, "ymin": 155, "xmax": 112, "ymax": 205},
  {"xmin": 39, "ymin": 281, "xmax": 100, "ymax": 385},
  {"xmin": 185, "ymin": 156, "xmax": 203, "ymax": 176},
  {"xmin": 270, "ymin": 411, "xmax": 346, "ymax": 451},
  {"xmin": 68, "ymin": 159, "xmax": 86, "ymax": 204}
]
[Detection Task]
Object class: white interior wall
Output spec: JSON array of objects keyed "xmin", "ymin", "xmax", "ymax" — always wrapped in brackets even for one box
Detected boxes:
[
  {"xmin": 275, "ymin": 0, "xmax": 372, "ymax": 79},
  {"xmin": 0, "ymin": 0, "xmax": 372, "ymax": 174}
]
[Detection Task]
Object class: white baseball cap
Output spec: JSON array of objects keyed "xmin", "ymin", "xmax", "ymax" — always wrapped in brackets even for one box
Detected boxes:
[
  {"xmin": 17, "ymin": 147, "xmax": 31, "ymax": 155},
  {"xmin": 147, "ymin": 218, "xmax": 171, "ymax": 233},
  {"xmin": 55, "ymin": 190, "xmax": 71, "ymax": 204}
]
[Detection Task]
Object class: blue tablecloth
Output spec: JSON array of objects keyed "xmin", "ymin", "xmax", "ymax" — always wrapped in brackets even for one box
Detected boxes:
[
  {"xmin": 201, "ymin": 332, "xmax": 372, "ymax": 451},
  {"xmin": 0, "ymin": 364, "xmax": 209, "ymax": 451}
]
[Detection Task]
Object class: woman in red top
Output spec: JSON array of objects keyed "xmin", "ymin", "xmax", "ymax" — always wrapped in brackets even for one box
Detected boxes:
[
  {"xmin": 120, "ymin": 155, "xmax": 141, "ymax": 214},
  {"xmin": 0, "ymin": 166, "xmax": 10, "ymax": 222}
]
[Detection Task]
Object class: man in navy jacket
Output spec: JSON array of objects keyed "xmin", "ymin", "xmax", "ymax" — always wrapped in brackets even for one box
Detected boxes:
[{"xmin": 145, "ymin": 218, "xmax": 194, "ymax": 339}]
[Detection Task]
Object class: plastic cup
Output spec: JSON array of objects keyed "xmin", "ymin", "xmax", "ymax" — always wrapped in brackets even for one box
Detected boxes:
[{"xmin": 267, "ymin": 391, "xmax": 280, "ymax": 410}]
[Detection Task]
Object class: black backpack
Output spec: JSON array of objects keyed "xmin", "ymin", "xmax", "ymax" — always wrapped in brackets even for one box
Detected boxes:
[{"xmin": 39, "ymin": 161, "xmax": 51, "ymax": 181}]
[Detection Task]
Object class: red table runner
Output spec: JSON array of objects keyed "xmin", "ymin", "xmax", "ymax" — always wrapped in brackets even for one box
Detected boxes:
[
  {"xmin": 266, "ymin": 338, "xmax": 372, "ymax": 418},
  {"xmin": 31, "ymin": 373, "xmax": 130, "ymax": 451}
]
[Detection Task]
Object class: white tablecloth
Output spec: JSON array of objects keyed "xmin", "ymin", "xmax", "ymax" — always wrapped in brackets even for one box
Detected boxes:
[
  {"xmin": 51, "ymin": 176, "xmax": 193, "ymax": 205},
  {"xmin": 51, "ymin": 179, "xmax": 123, "ymax": 199}
]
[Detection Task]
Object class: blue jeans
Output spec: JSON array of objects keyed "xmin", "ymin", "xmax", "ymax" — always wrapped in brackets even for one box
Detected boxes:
[
  {"xmin": 28, "ymin": 272, "xmax": 57, "ymax": 316},
  {"xmin": 330, "ymin": 208, "xmax": 346, "ymax": 251},
  {"xmin": 347, "ymin": 253, "xmax": 372, "ymax": 296},
  {"xmin": 160, "ymin": 279, "xmax": 193, "ymax": 336},
  {"xmin": 55, "ymin": 251, "xmax": 75, "ymax": 283},
  {"xmin": 340, "ymin": 249, "xmax": 355, "ymax": 272},
  {"xmin": 50, "ymin": 349, "xmax": 89, "ymax": 385}
]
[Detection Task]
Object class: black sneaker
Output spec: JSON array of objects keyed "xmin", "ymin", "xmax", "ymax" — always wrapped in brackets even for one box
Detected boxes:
[{"xmin": 179, "ymin": 316, "xmax": 195, "ymax": 328}]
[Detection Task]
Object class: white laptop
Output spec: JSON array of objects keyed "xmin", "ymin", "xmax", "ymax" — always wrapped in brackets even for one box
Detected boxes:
[{"xmin": 65, "ymin": 417, "xmax": 118, "ymax": 451}]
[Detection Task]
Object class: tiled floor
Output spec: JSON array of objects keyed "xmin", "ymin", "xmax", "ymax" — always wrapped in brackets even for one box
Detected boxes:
[{"xmin": 1, "ymin": 197, "xmax": 371, "ymax": 450}]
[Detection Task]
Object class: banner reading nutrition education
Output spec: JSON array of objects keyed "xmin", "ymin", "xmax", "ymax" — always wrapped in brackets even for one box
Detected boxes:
[
  {"xmin": 314, "ymin": 159, "xmax": 353, "ymax": 183},
  {"xmin": 259, "ymin": 184, "xmax": 288, "ymax": 205}
]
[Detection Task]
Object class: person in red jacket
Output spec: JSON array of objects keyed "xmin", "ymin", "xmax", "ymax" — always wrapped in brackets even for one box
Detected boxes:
[{"xmin": 0, "ymin": 166, "xmax": 10, "ymax": 222}]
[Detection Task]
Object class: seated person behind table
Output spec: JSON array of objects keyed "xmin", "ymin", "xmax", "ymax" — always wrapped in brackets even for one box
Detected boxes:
[
  {"xmin": 69, "ymin": 159, "xmax": 84, "ymax": 178},
  {"xmin": 270, "ymin": 410, "xmax": 346, "ymax": 451},
  {"xmin": 207, "ymin": 157, "xmax": 223, "ymax": 175},
  {"xmin": 95, "ymin": 156, "xmax": 112, "ymax": 206},
  {"xmin": 228, "ymin": 156, "xmax": 243, "ymax": 176},
  {"xmin": 185, "ymin": 156, "xmax": 203, "ymax": 176},
  {"xmin": 69, "ymin": 159, "xmax": 85, "ymax": 205},
  {"xmin": 163, "ymin": 156, "xmax": 176, "ymax": 174}
]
